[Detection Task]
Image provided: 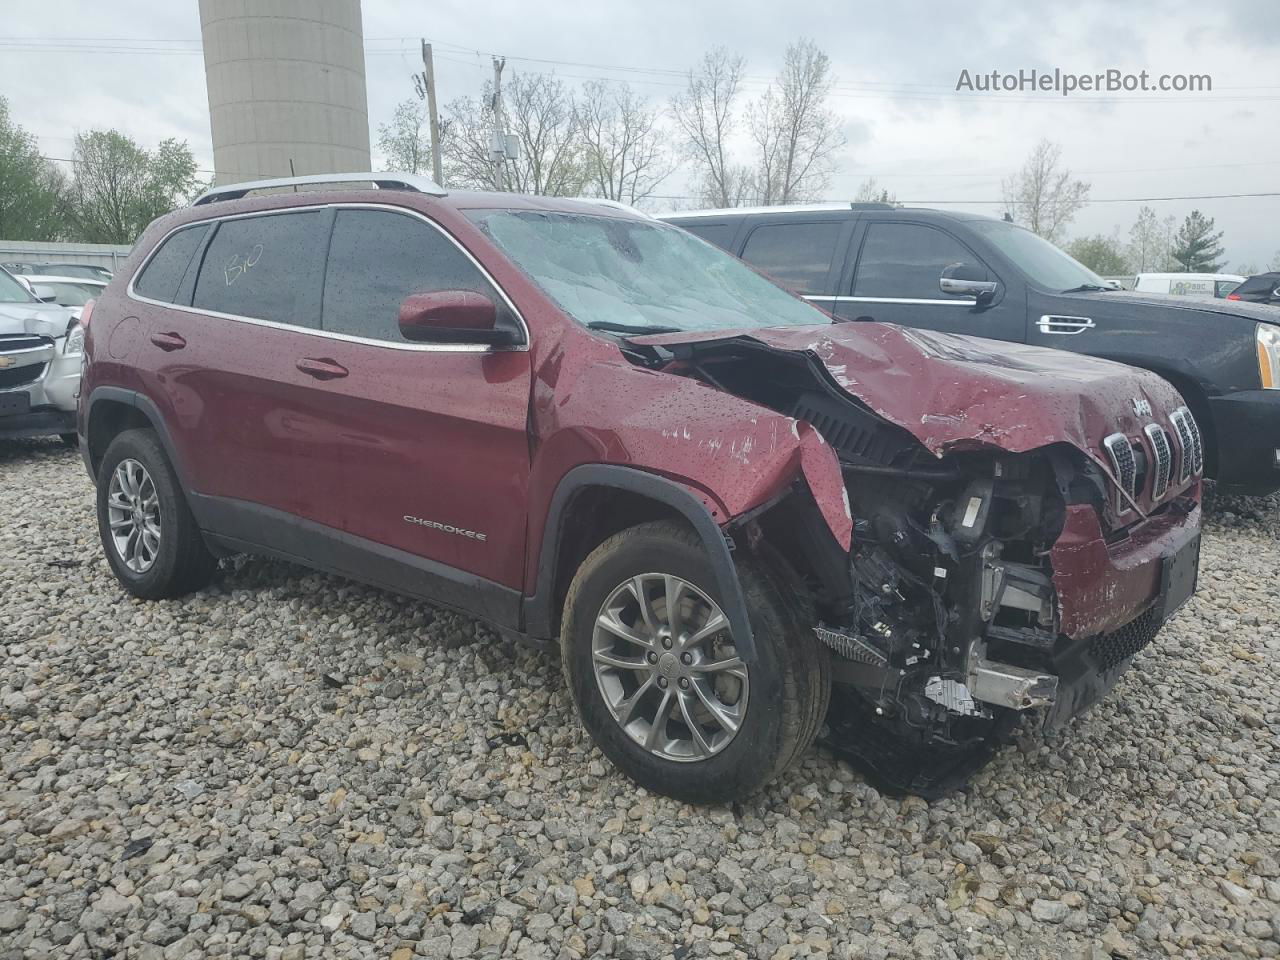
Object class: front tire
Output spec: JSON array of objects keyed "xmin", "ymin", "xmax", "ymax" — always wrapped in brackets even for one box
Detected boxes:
[
  {"xmin": 561, "ymin": 520, "xmax": 828, "ymax": 804},
  {"xmin": 96, "ymin": 429, "xmax": 217, "ymax": 599}
]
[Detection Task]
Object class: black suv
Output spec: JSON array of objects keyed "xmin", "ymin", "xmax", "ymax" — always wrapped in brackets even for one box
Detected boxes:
[{"xmin": 661, "ymin": 204, "xmax": 1280, "ymax": 495}]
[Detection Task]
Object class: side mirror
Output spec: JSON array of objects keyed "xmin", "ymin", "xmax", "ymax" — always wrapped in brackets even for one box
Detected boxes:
[
  {"xmin": 397, "ymin": 290, "xmax": 515, "ymax": 345},
  {"xmin": 940, "ymin": 262, "xmax": 998, "ymax": 303}
]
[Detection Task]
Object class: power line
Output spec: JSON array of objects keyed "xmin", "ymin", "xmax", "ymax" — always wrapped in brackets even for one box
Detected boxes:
[{"xmin": 5, "ymin": 35, "xmax": 1280, "ymax": 103}]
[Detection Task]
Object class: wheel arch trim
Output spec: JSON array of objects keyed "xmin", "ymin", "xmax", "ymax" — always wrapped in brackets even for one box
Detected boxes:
[
  {"xmin": 83, "ymin": 386, "xmax": 190, "ymax": 490},
  {"xmin": 523, "ymin": 464, "xmax": 757, "ymax": 662}
]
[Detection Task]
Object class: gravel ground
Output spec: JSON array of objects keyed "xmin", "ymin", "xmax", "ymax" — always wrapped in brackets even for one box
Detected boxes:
[{"xmin": 1, "ymin": 438, "xmax": 1278, "ymax": 960}]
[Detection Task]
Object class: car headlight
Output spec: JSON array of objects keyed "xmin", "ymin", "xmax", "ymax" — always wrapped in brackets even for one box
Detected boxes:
[
  {"xmin": 1259, "ymin": 324, "xmax": 1280, "ymax": 390},
  {"xmin": 63, "ymin": 322, "xmax": 84, "ymax": 357}
]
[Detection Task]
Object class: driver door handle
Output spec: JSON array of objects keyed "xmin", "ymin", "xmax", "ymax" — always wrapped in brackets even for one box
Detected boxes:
[
  {"xmin": 149, "ymin": 331, "xmax": 186, "ymax": 351},
  {"xmin": 296, "ymin": 357, "xmax": 349, "ymax": 380}
]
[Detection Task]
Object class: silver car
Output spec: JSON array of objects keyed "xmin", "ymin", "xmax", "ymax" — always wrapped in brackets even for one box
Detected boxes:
[{"xmin": 0, "ymin": 266, "xmax": 83, "ymax": 445}]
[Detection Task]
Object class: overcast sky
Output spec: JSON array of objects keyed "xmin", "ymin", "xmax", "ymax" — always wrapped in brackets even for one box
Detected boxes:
[{"xmin": 3, "ymin": 0, "xmax": 1278, "ymax": 268}]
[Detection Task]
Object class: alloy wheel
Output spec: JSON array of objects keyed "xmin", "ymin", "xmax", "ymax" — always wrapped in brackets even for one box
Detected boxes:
[
  {"xmin": 591, "ymin": 572, "xmax": 749, "ymax": 762},
  {"xmin": 106, "ymin": 458, "xmax": 161, "ymax": 573}
]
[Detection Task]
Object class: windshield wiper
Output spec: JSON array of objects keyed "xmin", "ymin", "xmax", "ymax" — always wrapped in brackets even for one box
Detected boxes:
[
  {"xmin": 1061, "ymin": 283, "xmax": 1110, "ymax": 294},
  {"xmin": 586, "ymin": 321, "xmax": 684, "ymax": 336}
]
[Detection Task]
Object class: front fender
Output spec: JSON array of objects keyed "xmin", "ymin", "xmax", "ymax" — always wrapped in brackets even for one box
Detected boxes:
[{"xmin": 521, "ymin": 351, "xmax": 852, "ymax": 651}]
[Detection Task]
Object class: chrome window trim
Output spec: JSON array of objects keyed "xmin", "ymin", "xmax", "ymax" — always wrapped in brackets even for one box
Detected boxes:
[
  {"xmin": 804, "ymin": 295, "xmax": 976, "ymax": 306},
  {"xmin": 126, "ymin": 202, "xmax": 531, "ymax": 354}
]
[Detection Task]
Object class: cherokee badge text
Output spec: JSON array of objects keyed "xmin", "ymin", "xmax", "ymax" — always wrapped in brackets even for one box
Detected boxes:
[{"xmin": 403, "ymin": 515, "xmax": 488, "ymax": 542}]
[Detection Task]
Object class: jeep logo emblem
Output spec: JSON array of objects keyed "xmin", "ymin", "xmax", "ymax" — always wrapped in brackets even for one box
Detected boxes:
[
  {"xmin": 657, "ymin": 652, "xmax": 680, "ymax": 680},
  {"xmin": 1131, "ymin": 397, "xmax": 1152, "ymax": 417}
]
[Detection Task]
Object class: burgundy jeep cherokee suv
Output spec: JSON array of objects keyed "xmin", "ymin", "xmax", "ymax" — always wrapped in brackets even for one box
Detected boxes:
[{"xmin": 78, "ymin": 173, "xmax": 1202, "ymax": 801}]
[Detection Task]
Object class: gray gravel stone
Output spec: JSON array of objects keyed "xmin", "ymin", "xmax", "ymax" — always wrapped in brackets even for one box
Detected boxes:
[{"xmin": 1, "ymin": 441, "xmax": 1277, "ymax": 959}]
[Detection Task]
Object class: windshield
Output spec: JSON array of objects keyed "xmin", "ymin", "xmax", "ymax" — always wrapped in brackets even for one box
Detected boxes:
[
  {"xmin": 465, "ymin": 210, "xmax": 831, "ymax": 333},
  {"xmin": 969, "ymin": 219, "xmax": 1107, "ymax": 292},
  {"xmin": 0, "ymin": 268, "xmax": 37, "ymax": 304}
]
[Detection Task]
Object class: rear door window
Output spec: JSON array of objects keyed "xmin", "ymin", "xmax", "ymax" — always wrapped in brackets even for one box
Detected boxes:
[
  {"xmin": 740, "ymin": 221, "xmax": 841, "ymax": 295},
  {"xmin": 853, "ymin": 222, "xmax": 976, "ymax": 300},
  {"xmin": 321, "ymin": 208, "xmax": 504, "ymax": 343},
  {"xmin": 193, "ymin": 211, "xmax": 327, "ymax": 328},
  {"xmin": 134, "ymin": 224, "xmax": 210, "ymax": 303}
]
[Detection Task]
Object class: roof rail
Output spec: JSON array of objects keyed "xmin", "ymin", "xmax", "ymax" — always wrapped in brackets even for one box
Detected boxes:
[
  {"xmin": 656, "ymin": 200, "xmax": 897, "ymax": 219},
  {"xmin": 192, "ymin": 171, "xmax": 447, "ymax": 206}
]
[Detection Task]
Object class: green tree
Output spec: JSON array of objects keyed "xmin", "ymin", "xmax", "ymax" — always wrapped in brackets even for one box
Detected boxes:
[
  {"xmin": 377, "ymin": 99, "xmax": 432, "ymax": 175},
  {"xmin": 1067, "ymin": 234, "xmax": 1131, "ymax": 276},
  {"xmin": 0, "ymin": 96, "xmax": 67, "ymax": 240},
  {"xmin": 69, "ymin": 130, "xmax": 199, "ymax": 243},
  {"xmin": 1170, "ymin": 209, "xmax": 1225, "ymax": 273}
]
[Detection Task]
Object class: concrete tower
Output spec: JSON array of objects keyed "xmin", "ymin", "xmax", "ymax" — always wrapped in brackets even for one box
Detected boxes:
[{"xmin": 198, "ymin": 0, "xmax": 372, "ymax": 185}]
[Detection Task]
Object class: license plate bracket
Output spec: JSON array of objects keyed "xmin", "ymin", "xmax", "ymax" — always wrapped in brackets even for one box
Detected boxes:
[
  {"xmin": 0, "ymin": 392, "xmax": 31, "ymax": 417},
  {"xmin": 1157, "ymin": 533, "xmax": 1200, "ymax": 621}
]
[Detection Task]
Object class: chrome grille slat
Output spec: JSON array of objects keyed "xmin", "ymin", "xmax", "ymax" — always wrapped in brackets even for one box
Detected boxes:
[
  {"xmin": 1169, "ymin": 410, "xmax": 1195, "ymax": 483},
  {"xmin": 1102, "ymin": 432, "xmax": 1136, "ymax": 512},
  {"xmin": 1144, "ymin": 424, "xmax": 1172, "ymax": 499},
  {"xmin": 1183, "ymin": 408, "xmax": 1204, "ymax": 475},
  {"xmin": 0, "ymin": 334, "xmax": 53, "ymax": 351}
]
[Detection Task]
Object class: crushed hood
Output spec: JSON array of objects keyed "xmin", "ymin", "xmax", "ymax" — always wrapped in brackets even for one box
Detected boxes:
[
  {"xmin": 632, "ymin": 322, "xmax": 1185, "ymax": 461},
  {"xmin": 0, "ymin": 301, "xmax": 75, "ymax": 338}
]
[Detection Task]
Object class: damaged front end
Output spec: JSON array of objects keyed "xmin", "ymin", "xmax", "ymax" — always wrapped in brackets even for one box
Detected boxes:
[{"xmin": 628, "ymin": 326, "xmax": 1201, "ymax": 797}]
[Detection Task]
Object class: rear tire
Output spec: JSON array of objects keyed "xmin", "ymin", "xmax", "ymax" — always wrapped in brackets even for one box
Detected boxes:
[
  {"xmin": 561, "ymin": 520, "xmax": 828, "ymax": 804},
  {"xmin": 96, "ymin": 429, "xmax": 217, "ymax": 599}
]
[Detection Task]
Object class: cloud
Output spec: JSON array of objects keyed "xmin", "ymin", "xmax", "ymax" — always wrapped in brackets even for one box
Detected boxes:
[{"xmin": 2, "ymin": 0, "xmax": 1276, "ymax": 265}]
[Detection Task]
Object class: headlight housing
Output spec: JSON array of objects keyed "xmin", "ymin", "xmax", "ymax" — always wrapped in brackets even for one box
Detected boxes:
[
  {"xmin": 63, "ymin": 322, "xmax": 84, "ymax": 357},
  {"xmin": 1259, "ymin": 324, "xmax": 1280, "ymax": 390}
]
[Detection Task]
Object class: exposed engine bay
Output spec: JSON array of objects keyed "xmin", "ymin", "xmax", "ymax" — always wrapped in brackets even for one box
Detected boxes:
[{"xmin": 625, "ymin": 333, "xmax": 1196, "ymax": 797}]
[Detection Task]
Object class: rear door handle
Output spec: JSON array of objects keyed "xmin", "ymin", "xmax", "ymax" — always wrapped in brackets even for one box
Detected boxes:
[
  {"xmin": 1037, "ymin": 315, "xmax": 1095, "ymax": 335},
  {"xmin": 149, "ymin": 331, "xmax": 186, "ymax": 351},
  {"xmin": 296, "ymin": 357, "xmax": 349, "ymax": 380}
]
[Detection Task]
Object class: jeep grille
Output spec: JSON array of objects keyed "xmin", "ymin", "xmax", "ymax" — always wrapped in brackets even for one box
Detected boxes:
[
  {"xmin": 1103, "ymin": 433, "xmax": 1137, "ymax": 511},
  {"xmin": 1144, "ymin": 424, "xmax": 1173, "ymax": 499}
]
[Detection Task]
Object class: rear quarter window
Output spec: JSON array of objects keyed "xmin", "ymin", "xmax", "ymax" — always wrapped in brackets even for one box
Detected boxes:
[
  {"xmin": 133, "ymin": 224, "xmax": 210, "ymax": 303},
  {"xmin": 678, "ymin": 222, "xmax": 738, "ymax": 252},
  {"xmin": 192, "ymin": 211, "xmax": 327, "ymax": 328}
]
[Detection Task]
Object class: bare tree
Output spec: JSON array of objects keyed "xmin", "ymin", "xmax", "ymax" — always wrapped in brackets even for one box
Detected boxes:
[
  {"xmin": 854, "ymin": 178, "xmax": 897, "ymax": 205},
  {"xmin": 376, "ymin": 99, "xmax": 432, "ymax": 175},
  {"xmin": 671, "ymin": 48, "xmax": 750, "ymax": 208},
  {"xmin": 442, "ymin": 72, "xmax": 588, "ymax": 196},
  {"xmin": 577, "ymin": 81, "xmax": 672, "ymax": 205},
  {"xmin": 1127, "ymin": 205, "xmax": 1179, "ymax": 273},
  {"xmin": 1001, "ymin": 140, "xmax": 1090, "ymax": 242},
  {"xmin": 747, "ymin": 39, "xmax": 844, "ymax": 204}
]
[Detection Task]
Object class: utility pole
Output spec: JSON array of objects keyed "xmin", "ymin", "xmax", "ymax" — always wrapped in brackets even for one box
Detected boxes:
[
  {"xmin": 420, "ymin": 40, "xmax": 444, "ymax": 185},
  {"xmin": 491, "ymin": 57, "xmax": 506, "ymax": 191}
]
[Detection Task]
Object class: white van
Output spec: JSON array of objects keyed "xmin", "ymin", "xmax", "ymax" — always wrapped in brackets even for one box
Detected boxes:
[{"xmin": 1133, "ymin": 272, "xmax": 1244, "ymax": 299}]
